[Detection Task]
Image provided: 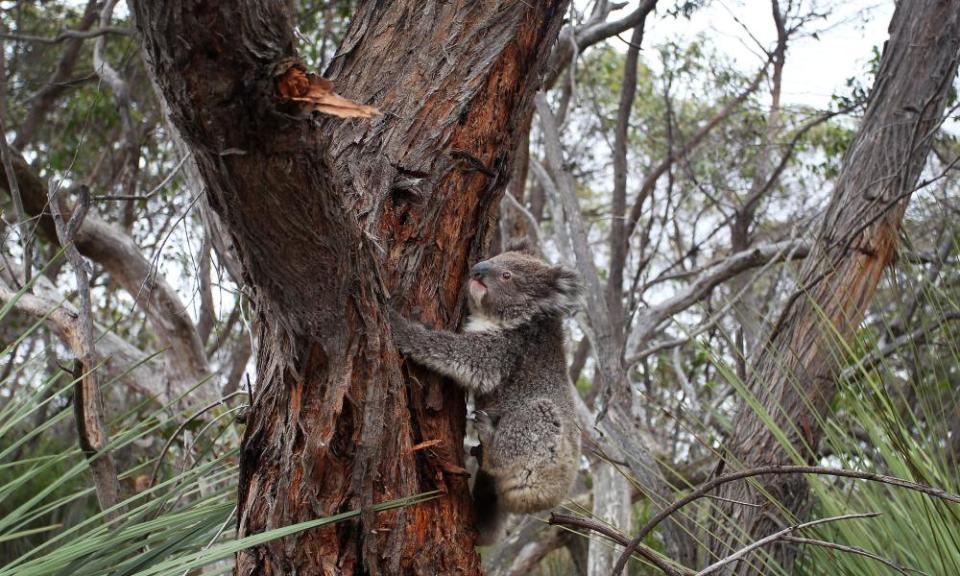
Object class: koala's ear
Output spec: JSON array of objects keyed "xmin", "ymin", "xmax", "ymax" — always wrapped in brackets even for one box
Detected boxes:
[
  {"xmin": 502, "ymin": 237, "xmax": 536, "ymax": 256},
  {"xmin": 550, "ymin": 266, "xmax": 582, "ymax": 296},
  {"xmin": 548, "ymin": 266, "xmax": 582, "ymax": 313}
]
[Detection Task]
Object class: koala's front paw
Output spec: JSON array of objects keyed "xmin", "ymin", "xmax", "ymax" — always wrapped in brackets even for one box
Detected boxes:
[
  {"xmin": 388, "ymin": 308, "xmax": 411, "ymax": 347},
  {"xmin": 474, "ymin": 410, "xmax": 496, "ymax": 447}
]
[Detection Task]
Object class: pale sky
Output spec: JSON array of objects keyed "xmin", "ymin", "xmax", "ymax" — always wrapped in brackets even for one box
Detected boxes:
[{"xmin": 639, "ymin": 0, "xmax": 895, "ymax": 109}]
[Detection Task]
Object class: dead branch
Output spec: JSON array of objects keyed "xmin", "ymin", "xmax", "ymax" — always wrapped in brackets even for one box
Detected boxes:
[
  {"xmin": 779, "ymin": 536, "xmax": 922, "ymax": 576},
  {"xmin": 13, "ymin": 0, "xmax": 99, "ymax": 150},
  {"xmin": 536, "ymin": 93, "xmax": 696, "ymax": 564},
  {"xmin": 622, "ymin": 54, "xmax": 776, "ymax": 249},
  {"xmin": 0, "ymin": 154, "xmax": 211, "ymax": 399},
  {"xmin": 628, "ymin": 239, "xmax": 810, "ymax": 356},
  {"xmin": 842, "ymin": 311, "xmax": 960, "ymax": 378},
  {"xmin": 549, "ymin": 513, "xmax": 693, "ymax": 576},
  {"xmin": 0, "ymin": 93, "xmax": 32, "ymax": 284},
  {"xmin": 0, "ymin": 272, "xmax": 165, "ymax": 400},
  {"xmin": 47, "ymin": 181, "xmax": 122, "ymax": 520}
]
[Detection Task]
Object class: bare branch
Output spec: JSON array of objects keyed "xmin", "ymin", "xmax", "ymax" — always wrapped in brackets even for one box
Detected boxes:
[
  {"xmin": 549, "ymin": 513, "xmax": 692, "ymax": 576},
  {"xmin": 93, "ymin": 0, "xmax": 140, "ymax": 228},
  {"xmin": 95, "ymin": 152, "xmax": 191, "ymax": 201},
  {"xmin": 536, "ymin": 93, "xmax": 695, "ymax": 563},
  {"xmin": 501, "ymin": 191, "xmax": 542, "ymax": 248},
  {"xmin": 0, "ymin": 154, "xmax": 211, "ymax": 398},
  {"xmin": 0, "ymin": 274, "xmax": 164, "ymax": 400},
  {"xmin": 13, "ymin": 0, "xmax": 99, "ymax": 150},
  {"xmin": 0, "ymin": 88, "xmax": 32, "ymax": 284},
  {"xmin": 779, "ymin": 536, "xmax": 923, "ymax": 576},
  {"xmin": 629, "ymin": 239, "xmax": 810, "ymax": 354},
  {"xmin": 843, "ymin": 311, "xmax": 960, "ymax": 378},
  {"xmin": 623, "ymin": 55, "xmax": 775, "ymax": 247},
  {"xmin": 546, "ymin": 0, "xmax": 658, "ymax": 87},
  {"xmin": 696, "ymin": 513, "xmax": 880, "ymax": 576},
  {"xmin": 608, "ymin": 17, "xmax": 652, "ymax": 342},
  {"xmin": 47, "ymin": 180, "xmax": 122, "ymax": 520},
  {"xmin": 0, "ymin": 26, "xmax": 133, "ymax": 45}
]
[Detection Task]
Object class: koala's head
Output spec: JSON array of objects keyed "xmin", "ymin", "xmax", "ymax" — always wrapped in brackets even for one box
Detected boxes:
[{"xmin": 466, "ymin": 242, "xmax": 581, "ymax": 325}]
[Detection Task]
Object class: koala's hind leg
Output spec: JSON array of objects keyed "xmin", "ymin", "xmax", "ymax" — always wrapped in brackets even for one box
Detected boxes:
[{"xmin": 485, "ymin": 398, "xmax": 577, "ymax": 514}]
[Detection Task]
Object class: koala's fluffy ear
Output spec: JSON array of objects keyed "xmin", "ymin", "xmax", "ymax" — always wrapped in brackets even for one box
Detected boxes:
[
  {"xmin": 547, "ymin": 266, "xmax": 582, "ymax": 314},
  {"xmin": 503, "ymin": 237, "xmax": 536, "ymax": 256}
]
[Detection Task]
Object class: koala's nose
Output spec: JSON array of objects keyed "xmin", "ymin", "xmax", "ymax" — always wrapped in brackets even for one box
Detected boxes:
[{"xmin": 470, "ymin": 261, "xmax": 493, "ymax": 279}]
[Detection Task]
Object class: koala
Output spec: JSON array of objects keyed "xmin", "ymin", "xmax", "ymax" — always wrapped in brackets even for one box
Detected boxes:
[{"xmin": 388, "ymin": 243, "xmax": 582, "ymax": 545}]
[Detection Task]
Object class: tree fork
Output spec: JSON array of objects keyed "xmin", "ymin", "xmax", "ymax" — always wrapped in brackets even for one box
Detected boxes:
[{"xmin": 130, "ymin": 1, "xmax": 570, "ymax": 574}]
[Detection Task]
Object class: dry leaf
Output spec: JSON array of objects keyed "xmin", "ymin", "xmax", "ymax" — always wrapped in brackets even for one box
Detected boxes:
[{"xmin": 277, "ymin": 64, "xmax": 379, "ymax": 119}]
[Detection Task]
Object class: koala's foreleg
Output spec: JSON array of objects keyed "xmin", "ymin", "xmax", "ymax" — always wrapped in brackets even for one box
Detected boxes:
[{"xmin": 388, "ymin": 309, "xmax": 513, "ymax": 395}]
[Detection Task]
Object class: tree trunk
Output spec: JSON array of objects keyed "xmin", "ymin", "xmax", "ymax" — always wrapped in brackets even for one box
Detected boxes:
[
  {"xmin": 710, "ymin": 2, "xmax": 960, "ymax": 573},
  {"xmin": 587, "ymin": 461, "xmax": 632, "ymax": 576},
  {"xmin": 129, "ymin": 1, "xmax": 570, "ymax": 574}
]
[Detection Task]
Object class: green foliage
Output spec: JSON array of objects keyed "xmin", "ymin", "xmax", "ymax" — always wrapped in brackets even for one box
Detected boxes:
[{"xmin": 793, "ymin": 255, "xmax": 960, "ymax": 576}]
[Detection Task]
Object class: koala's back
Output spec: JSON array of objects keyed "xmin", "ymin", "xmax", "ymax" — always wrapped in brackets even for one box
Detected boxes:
[{"xmin": 475, "ymin": 315, "xmax": 580, "ymax": 516}]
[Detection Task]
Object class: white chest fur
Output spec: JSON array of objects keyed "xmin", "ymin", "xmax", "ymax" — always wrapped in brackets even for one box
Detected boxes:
[{"xmin": 463, "ymin": 315, "xmax": 503, "ymax": 333}]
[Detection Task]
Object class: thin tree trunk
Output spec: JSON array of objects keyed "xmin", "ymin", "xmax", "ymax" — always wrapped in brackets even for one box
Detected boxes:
[
  {"xmin": 588, "ymin": 461, "xmax": 632, "ymax": 576},
  {"xmin": 130, "ymin": 1, "xmax": 570, "ymax": 574},
  {"xmin": 709, "ymin": 2, "xmax": 960, "ymax": 573}
]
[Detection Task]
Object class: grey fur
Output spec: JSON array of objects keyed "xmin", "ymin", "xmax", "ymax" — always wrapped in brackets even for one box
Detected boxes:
[{"xmin": 389, "ymin": 249, "xmax": 582, "ymax": 545}]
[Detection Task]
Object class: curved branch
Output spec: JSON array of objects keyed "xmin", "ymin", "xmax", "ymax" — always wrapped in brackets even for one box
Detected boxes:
[
  {"xmin": 629, "ymin": 239, "xmax": 810, "ymax": 351},
  {"xmin": 550, "ymin": 513, "xmax": 692, "ymax": 576},
  {"xmin": 696, "ymin": 513, "xmax": 880, "ymax": 576},
  {"xmin": 0, "ymin": 276, "xmax": 163, "ymax": 399}
]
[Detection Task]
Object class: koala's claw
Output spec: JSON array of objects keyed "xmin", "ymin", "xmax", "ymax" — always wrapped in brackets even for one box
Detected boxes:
[{"xmin": 473, "ymin": 410, "xmax": 495, "ymax": 445}]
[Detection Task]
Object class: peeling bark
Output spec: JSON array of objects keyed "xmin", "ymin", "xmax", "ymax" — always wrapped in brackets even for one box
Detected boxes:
[{"xmin": 130, "ymin": 1, "xmax": 570, "ymax": 573}]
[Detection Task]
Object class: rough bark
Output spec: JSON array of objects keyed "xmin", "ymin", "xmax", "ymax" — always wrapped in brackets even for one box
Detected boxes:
[
  {"xmin": 709, "ymin": 2, "xmax": 960, "ymax": 573},
  {"xmin": 130, "ymin": 1, "xmax": 570, "ymax": 574}
]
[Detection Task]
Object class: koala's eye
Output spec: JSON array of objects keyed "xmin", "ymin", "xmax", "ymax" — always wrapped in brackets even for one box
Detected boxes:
[{"xmin": 500, "ymin": 271, "xmax": 512, "ymax": 280}]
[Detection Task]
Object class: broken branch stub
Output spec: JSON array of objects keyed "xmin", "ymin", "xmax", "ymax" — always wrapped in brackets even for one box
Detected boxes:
[{"xmin": 275, "ymin": 61, "xmax": 379, "ymax": 118}]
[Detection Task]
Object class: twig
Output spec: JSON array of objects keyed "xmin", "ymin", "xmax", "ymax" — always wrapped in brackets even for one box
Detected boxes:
[
  {"xmin": 842, "ymin": 311, "xmax": 960, "ymax": 378},
  {"xmin": 0, "ymin": 26, "xmax": 133, "ymax": 45},
  {"xmin": 48, "ymin": 180, "xmax": 123, "ymax": 519},
  {"xmin": 696, "ymin": 513, "xmax": 880, "ymax": 575},
  {"xmin": 627, "ymin": 239, "xmax": 809, "ymax": 363},
  {"xmin": 96, "ymin": 153, "xmax": 191, "ymax": 201},
  {"xmin": 93, "ymin": 0, "xmax": 139, "ymax": 209},
  {"xmin": 502, "ymin": 190, "xmax": 542, "ymax": 248},
  {"xmin": 149, "ymin": 390, "xmax": 249, "ymax": 489},
  {"xmin": 611, "ymin": 465, "xmax": 960, "ymax": 575},
  {"xmin": 549, "ymin": 513, "xmax": 693, "ymax": 576},
  {"xmin": 0, "ymin": 37, "xmax": 32, "ymax": 283},
  {"xmin": 780, "ymin": 536, "xmax": 925, "ymax": 576}
]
